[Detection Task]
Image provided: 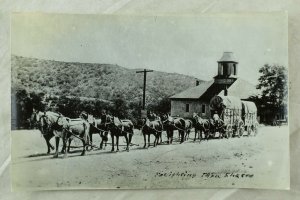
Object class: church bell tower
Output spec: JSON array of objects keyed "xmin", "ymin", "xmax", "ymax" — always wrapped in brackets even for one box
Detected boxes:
[{"xmin": 214, "ymin": 52, "xmax": 238, "ymax": 95}]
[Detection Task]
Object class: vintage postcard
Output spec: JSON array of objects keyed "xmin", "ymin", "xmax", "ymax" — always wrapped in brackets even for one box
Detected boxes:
[{"xmin": 11, "ymin": 12, "xmax": 289, "ymax": 191}]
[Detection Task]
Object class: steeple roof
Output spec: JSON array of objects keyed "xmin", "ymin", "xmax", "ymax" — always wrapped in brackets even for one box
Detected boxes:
[{"xmin": 218, "ymin": 52, "xmax": 238, "ymax": 63}]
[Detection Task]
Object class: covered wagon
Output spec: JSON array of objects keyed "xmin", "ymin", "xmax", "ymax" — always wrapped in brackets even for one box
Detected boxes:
[{"xmin": 210, "ymin": 95, "xmax": 257, "ymax": 138}]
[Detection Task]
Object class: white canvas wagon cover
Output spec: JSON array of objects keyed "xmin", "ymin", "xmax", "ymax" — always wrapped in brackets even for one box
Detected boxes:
[
  {"xmin": 210, "ymin": 95, "xmax": 242, "ymax": 111},
  {"xmin": 242, "ymin": 101, "xmax": 257, "ymax": 113},
  {"xmin": 242, "ymin": 101, "xmax": 257, "ymax": 126}
]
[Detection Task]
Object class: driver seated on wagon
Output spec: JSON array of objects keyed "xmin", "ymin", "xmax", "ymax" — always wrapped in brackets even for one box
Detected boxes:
[
  {"xmin": 212, "ymin": 111, "xmax": 223, "ymax": 128},
  {"xmin": 213, "ymin": 111, "xmax": 220, "ymax": 121}
]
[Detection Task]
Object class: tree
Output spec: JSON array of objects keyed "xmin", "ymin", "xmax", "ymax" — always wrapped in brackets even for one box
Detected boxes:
[
  {"xmin": 29, "ymin": 92, "xmax": 45, "ymax": 111},
  {"xmin": 57, "ymin": 96, "xmax": 81, "ymax": 117},
  {"xmin": 147, "ymin": 97, "xmax": 171, "ymax": 114},
  {"xmin": 257, "ymin": 64, "xmax": 288, "ymax": 107},
  {"xmin": 112, "ymin": 97, "xmax": 128, "ymax": 119},
  {"xmin": 255, "ymin": 64, "xmax": 288, "ymax": 122},
  {"xmin": 13, "ymin": 89, "xmax": 33, "ymax": 129},
  {"xmin": 155, "ymin": 97, "xmax": 171, "ymax": 114}
]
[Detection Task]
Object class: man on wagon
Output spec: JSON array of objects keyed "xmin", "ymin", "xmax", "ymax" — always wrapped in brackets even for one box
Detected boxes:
[
  {"xmin": 213, "ymin": 111, "xmax": 220, "ymax": 122},
  {"xmin": 212, "ymin": 111, "xmax": 224, "ymax": 132}
]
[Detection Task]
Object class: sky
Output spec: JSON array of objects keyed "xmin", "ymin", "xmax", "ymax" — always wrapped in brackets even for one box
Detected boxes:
[{"xmin": 11, "ymin": 13, "xmax": 288, "ymax": 84}]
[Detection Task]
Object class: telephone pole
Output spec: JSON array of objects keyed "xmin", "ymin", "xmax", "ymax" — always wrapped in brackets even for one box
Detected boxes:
[{"xmin": 136, "ymin": 69, "xmax": 153, "ymax": 110}]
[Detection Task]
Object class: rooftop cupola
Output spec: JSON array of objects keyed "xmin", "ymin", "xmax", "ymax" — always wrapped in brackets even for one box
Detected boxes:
[
  {"xmin": 214, "ymin": 52, "xmax": 239, "ymax": 95},
  {"xmin": 217, "ymin": 52, "xmax": 238, "ymax": 78}
]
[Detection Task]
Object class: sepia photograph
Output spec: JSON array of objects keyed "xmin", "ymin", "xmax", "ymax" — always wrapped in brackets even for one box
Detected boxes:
[{"xmin": 11, "ymin": 13, "xmax": 289, "ymax": 191}]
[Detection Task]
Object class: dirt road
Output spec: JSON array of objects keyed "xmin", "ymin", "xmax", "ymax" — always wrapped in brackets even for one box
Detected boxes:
[{"xmin": 11, "ymin": 125, "xmax": 289, "ymax": 191}]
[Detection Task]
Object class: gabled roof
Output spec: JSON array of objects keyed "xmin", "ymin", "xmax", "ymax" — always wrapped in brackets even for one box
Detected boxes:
[
  {"xmin": 218, "ymin": 79, "xmax": 259, "ymax": 99},
  {"xmin": 170, "ymin": 80, "xmax": 214, "ymax": 99},
  {"xmin": 170, "ymin": 78, "xmax": 258, "ymax": 101}
]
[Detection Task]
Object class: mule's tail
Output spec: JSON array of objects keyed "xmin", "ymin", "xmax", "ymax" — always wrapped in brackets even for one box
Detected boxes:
[
  {"xmin": 83, "ymin": 122, "xmax": 90, "ymax": 144},
  {"xmin": 128, "ymin": 123, "xmax": 134, "ymax": 144},
  {"xmin": 179, "ymin": 119, "xmax": 186, "ymax": 130}
]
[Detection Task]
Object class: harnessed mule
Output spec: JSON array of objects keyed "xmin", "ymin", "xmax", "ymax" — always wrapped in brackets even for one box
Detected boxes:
[
  {"xmin": 161, "ymin": 114, "xmax": 186, "ymax": 144},
  {"xmin": 183, "ymin": 119, "xmax": 193, "ymax": 141},
  {"xmin": 86, "ymin": 115, "xmax": 104, "ymax": 149},
  {"xmin": 102, "ymin": 114, "xmax": 134, "ymax": 152},
  {"xmin": 30, "ymin": 110, "xmax": 55, "ymax": 154},
  {"xmin": 141, "ymin": 118, "xmax": 163, "ymax": 148},
  {"xmin": 61, "ymin": 116, "xmax": 91, "ymax": 153},
  {"xmin": 99, "ymin": 113, "xmax": 114, "ymax": 150},
  {"xmin": 192, "ymin": 113, "xmax": 213, "ymax": 141}
]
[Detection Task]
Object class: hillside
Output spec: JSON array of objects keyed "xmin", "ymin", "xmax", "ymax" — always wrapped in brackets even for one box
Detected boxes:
[{"xmin": 11, "ymin": 55, "xmax": 202, "ymax": 105}]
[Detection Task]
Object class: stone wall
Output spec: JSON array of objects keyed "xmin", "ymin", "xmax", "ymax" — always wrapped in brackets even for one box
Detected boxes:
[{"xmin": 171, "ymin": 99, "xmax": 210, "ymax": 118}]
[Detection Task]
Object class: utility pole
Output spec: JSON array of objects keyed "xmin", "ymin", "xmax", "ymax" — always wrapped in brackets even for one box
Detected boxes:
[{"xmin": 136, "ymin": 69, "xmax": 153, "ymax": 110}]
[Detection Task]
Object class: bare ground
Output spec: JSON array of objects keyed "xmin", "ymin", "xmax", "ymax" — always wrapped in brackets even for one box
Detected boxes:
[{"xmin": 11, "ymin": 125, "xmax": 289, "ymax": 191}]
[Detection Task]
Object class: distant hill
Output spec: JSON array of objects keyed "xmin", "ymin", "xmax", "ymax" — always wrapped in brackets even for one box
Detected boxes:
[{"xmin": 11, "ymin": 55, "xmax": 202, "ymax": 105}]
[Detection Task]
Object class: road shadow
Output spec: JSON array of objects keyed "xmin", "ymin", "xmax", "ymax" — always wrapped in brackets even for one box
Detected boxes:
[
  {"xmin": 24, "ymin": 149, "xmax": 86, "ymax": 158},
  {"xmin": 25, "ymin": 152, "xmax": 53, "ymax": 158}
]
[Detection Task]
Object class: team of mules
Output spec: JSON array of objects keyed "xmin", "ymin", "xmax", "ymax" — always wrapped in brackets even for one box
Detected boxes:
[
  {"xmin": 31, "ymin": 110, "xmax": 136, "ymax": 158},
  {"xmin": 31, "ymin": 110, "xmax": 244, "ymax": 158}
]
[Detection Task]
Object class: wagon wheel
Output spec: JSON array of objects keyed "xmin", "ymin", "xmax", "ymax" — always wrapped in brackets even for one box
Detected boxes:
[
  {"xmin": 219, "ymin": 125, "xmax": 226, "ymax": 139},
  {"xmin": 234, "ymin": 120, "xmax": 243, "ymax": 138},
  {"xmin": 247, "ymin": 125, "xmax": 252, "ymax": 136},
  {"xmin": 225, "ymin": 124, "xmax": 233, "ymax": 138},
  {"xmin": 240, "ymin": 124, "xmax": 245, "ymax": 137},
  {"xmin": 215, "ymin": 124, "xmax": 222, "ymax": 139},
  {"xmin": 238, "ymin": 122, "xmax": 245, "ymax": 137},
  {"xmin": 253, "ymin": 122, "xmax": 259, "ymax": 136}
]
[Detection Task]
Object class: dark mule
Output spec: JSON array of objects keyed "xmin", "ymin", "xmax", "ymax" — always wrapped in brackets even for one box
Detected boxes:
[
  {"xmin": 85, "ymin": 114, "xmax": 106, "ymax": 150},
  {"xmin": 99, "ymin": 113, "xmax": 114, "ymax": 150},
  {"xmin": 161, "ymin": 114, "xmax": 186, "ymax": 144},
  {"xmin": 30, "ymin": 110, "xmax": 54, "ymax": 154},
  {"xmin": 103, "ymin": 114, "xmax": 134, "ymax": 152},
  {"xmin": 141, "ymin": 118, "xmax": 163, "ymax": 148},
  {"xmin": 192, "ymin": 113, "xmax": 213, "ymax": 141}
]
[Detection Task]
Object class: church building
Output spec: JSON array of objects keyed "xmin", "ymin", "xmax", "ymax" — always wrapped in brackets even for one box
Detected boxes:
[{"xmin": 170, "ymin": 52, "xmax": 258, "ymax": 118}]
